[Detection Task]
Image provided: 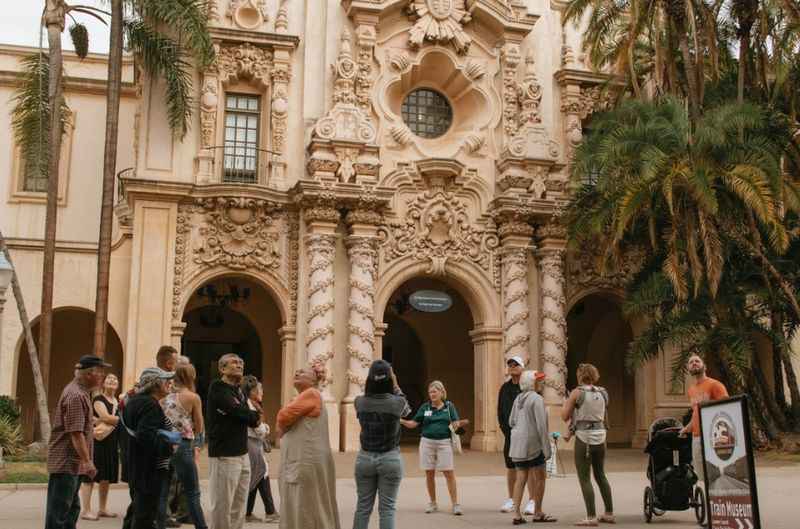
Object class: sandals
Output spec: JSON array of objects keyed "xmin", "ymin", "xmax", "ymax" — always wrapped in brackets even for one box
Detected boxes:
[
  {"xmin": 532, "ymin": 513, "xmax": 558, "ymax": 523},
  {"xmin": 575, "ymin": 519, "xmax": 599, "ymax": 527},
  {"xmin": 513, "ymin": 518, "xmax": 528, "ymax": 525},
  {"xmin": 80, "ymin": 513, "xmax": 99, "ymax": 521},
  {"xmin": 98, "ymin": 511, "xmax": 118, "ymax": 518},
  {"xmin": 598, "ymin": 514, "xmax": 616, "ymax": 524}
]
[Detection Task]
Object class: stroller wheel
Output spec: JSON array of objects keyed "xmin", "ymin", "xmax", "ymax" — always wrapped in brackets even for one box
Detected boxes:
[
  {"xmin": 694, "ymin": 487, "xmax": 706, "ymax": 525},
  {"xmin": 643, "ymin": 486, "xmax": 654, "ymax": 523}
]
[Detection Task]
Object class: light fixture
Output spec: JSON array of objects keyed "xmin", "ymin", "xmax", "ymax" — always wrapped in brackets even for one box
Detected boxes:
[{"xmin": 0, "ymin": 252, "xmax": 13, "ymax": 293}]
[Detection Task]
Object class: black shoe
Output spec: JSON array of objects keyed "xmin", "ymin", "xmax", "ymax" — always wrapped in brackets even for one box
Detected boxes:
[
  {"xmin": 513, "ymin": 518, "xmax": 527, "ymax": 525},
  {"xmin": 165, "ymin": 518, "xmax": 181, "ymax": 528}
]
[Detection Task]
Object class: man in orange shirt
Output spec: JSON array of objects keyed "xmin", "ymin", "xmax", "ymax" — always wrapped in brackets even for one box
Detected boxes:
[{"xmin": 679, "ymin": 355, "xmax": 729, "ymax": 481}]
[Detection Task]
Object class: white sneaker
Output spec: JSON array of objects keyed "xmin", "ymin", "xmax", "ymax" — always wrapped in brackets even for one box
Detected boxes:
[
  {"xmin": 425, "ymin": 502, "xmax": 438, "ymax": 513},
  {"xmin": 500, "ymin": 498, "xmax": 515, "ymax": 513},
  {"xmin": 523, "ymin": 500, "xmax": 536, "ymax": 515},
  {"xmin": 453, "ymin": 504, "xmax": 463, "ymax": 516}
]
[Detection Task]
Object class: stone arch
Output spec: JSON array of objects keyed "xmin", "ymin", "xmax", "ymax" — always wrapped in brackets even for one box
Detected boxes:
[
  {"xmin": 179, "ymin": 267, "xmax": 291, "ymax": 326},
  {"xmin": 13, "ymin": 306, "xmax": 125, "ymax": 440},
  {"xmin": 567, "ymin": 285, "xmax": 625, "ymax": 313},
  {"xmin": 375, "ymin": 257, "xmax": 500, "ymax": 330}
]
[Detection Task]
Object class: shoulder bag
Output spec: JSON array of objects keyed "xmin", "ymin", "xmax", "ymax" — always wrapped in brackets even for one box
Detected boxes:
[
  {"xmin": 93, "ymin": 400, "xmax": 118, "ymax": 442},
  {"xmin": 446, "ymin": 402, "xmax": 463, "ymax": 455}
]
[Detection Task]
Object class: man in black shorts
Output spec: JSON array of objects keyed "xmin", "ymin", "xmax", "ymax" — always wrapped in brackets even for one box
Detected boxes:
[{"xmin": 497, "ymin": 356, "xmax": 534, "ymax": 514}]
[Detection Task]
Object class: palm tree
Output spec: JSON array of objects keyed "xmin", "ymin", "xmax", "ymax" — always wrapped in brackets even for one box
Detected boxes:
[
  {"xmin": 566, "ymin": 97, "xmax": 800, "ymax": 438},
  {"xmin": 0, "ymin": 231, "xmax": 51, "ymax": 445},
  {"xmin": 93, "ymin": 0, "xmax": 214, "ymax": 356}
]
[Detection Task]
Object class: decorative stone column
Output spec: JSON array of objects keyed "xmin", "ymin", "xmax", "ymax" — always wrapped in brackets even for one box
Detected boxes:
[
  {"xmin": 303, "ymin": 206, "xmax": 340, "ymax": 448},
  {"xmin": 535, "ymin": 231, "xmax": 568, "ymax": 405},
  {"xmin": 340, "ymin": 210, "xmax": 380, "ymax": 451},
  {"xmin": 170, "ymin": 322, "xmax": 187, "ymax": 353},
  {"xmin": 470, "ymin": 325, "xmax": 504, "ymax": 451},
  {"xmin": 499, "ymin": 221, "xmax": 534, "ymax": 366}
]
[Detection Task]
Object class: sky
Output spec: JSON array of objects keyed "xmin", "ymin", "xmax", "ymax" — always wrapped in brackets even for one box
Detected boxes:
[{"xmin": 2, "ymin": 1, "xmax": 111, "ymax": 54}]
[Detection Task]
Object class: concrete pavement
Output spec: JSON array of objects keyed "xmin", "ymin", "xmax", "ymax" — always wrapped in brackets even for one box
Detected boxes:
[{"xmin": 2, "ymin": 448, "xmax": 794, "ymax": 528}]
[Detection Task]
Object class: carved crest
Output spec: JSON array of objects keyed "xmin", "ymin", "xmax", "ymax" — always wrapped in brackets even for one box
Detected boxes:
[
  {"xmin": 407, "ymin": 0, "xmax": 472, "ymax": 54},
  {"xmin": 192, "ymin": 197, "xmax": 281, "ymax": 272},
  {"xmin": 379, "ymin": 175, "xmax": 499, "ymax": 277}
]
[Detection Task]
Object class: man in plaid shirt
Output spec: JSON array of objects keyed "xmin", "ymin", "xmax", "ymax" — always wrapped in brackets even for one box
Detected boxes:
[{"xmin": 45, "ymin": 355, "xmax": 110, "ymax": 529}]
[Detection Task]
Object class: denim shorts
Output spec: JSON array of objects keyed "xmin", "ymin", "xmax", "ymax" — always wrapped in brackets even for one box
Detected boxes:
[{"xmin": 513, "ymin": 451, "xmax": 546, "ymax": 469}]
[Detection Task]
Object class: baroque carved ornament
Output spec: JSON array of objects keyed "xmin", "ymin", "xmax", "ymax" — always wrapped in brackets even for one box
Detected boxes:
[
  {"xmin": 211, "ymin": 42, "xmax": 273, "ymax": 87},
  {"xmin": 407, "ymin": 0, "xmax": 472, "ymax": 54},
  {"xmin": 379, "ymin": 177, "xmax": 499, "ymax": 278}
]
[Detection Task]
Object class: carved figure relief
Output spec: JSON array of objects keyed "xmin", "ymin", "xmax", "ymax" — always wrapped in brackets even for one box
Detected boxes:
[
  {"xmin": 566, "ymin": 240, "xmax": 646, "ymax": 301},
  {"xmin": 172, "ymin": 197, "xmax": 292, "ymax": 323},
  {"xmin": 199, "ymin": 77, "xmax": 218, "ymax": 148},
  {"xmin": 407, "ymin": 0, "xmax": 472, "ymax": 54},
  {"xmin": 211, "ymin": 42, "xmax": 274, "ymax": 87},
  {"xmin": 379, "ymin": 175, "xmax": 499, "ymax": 278}
]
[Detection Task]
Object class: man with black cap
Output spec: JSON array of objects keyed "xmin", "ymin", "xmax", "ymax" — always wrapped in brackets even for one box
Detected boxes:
[
  {"xmin": 45, "ymin": 355, "xmax": 110, "ymax": 529},
  {"xmin": 123, "ymin": 367, "xmax": 182, "ymax": 529},
  {"xmin": 498, "ymin": 356, "xmax": 534, "ymax": 515}
]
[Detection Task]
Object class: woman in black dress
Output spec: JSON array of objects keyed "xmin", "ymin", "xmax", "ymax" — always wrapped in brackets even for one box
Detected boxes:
[{"xmin": 79, "ymin": 373, "xmax": 120, "ymax": 520}]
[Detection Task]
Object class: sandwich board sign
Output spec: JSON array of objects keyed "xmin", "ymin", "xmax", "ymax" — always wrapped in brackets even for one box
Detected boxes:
[{"xmin": 699, "ymin": 396, "xmax": 760, "ymax": 529}]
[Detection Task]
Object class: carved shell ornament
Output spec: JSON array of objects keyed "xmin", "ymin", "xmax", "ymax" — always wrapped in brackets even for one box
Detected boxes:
[{"xmin": 407, "ymin": 0, "xmax": 472, "ymax": 54}]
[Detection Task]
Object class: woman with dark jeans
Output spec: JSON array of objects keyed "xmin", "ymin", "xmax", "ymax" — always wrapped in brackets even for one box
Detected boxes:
[
  {"xmin": 352, "ymin": 360, "xmax": 411, "ymax": 529},
  {"xmin": 161, "ymin": 363, "xmax": 207, "ymax": 529}
]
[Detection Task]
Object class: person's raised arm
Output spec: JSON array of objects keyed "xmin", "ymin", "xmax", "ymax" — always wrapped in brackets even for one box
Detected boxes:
[
  {"xmin": 212, "ymin": 385, "xmax": 260, "ymax": 427},
  {"xmin": 94, "ymin": 399, "xmax": 119, "ymax": 426},
  {"xmin": 276, "ymin": 388, "xmax": 321, "ymax": 436}
]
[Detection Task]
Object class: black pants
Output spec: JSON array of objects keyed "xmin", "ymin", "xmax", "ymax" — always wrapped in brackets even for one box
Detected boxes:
[
  {"xmin": 246, "ymin": 477, "xmax": 276, "ymax": 516},
  {"xmin": 133, "ymin": 472, "xmax": 168, "ymax": 529},
  {"xmin": 44, "ymin": 473, "xmax": 81, "ymax": 529}
]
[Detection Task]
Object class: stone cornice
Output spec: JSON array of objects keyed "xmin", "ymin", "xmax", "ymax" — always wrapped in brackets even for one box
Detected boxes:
[
  {"xmin": 554, "ymin": 68, "xmax": 624, "ymax": 87},
  {"xmin": 0, "ymin": 71, "xmax": 137, "ymax": 97},
  {"xmin": 290, "ymin": 180, "xmax": 394, "ymax": 212},
  {"xmin": 209, "ymin": 27, "xmax": 299, "ymax": 50},
  {"xmin": 120, "ymin": 178, "xmax": 294, "ymax": 210}
]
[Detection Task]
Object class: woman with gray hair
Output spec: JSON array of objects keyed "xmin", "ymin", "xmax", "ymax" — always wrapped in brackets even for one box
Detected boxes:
[
  {"xmin": 509, "ymin": 370, "xmax": 556, "ymax": 524},
  {"xmin": 400, "ymin": 380, "xmax": 469, "ymax": 516}
]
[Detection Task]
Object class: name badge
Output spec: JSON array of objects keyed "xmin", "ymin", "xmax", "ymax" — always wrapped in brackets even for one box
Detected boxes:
[{"xmin": 424, "ymin": 410, "xmax": 433, "ymax": 417}]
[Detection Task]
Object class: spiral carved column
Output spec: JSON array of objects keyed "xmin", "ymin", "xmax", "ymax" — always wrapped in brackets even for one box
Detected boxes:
[
  {"xmin": 499, "ymin": 222, "xmax": 534, "ymax": 366},
  {"xmin": 304, "ymin": 233, "xmax": 337, "ymax": 396},
  {"xmin": 536, "ymin": 248, "xmax": 568, "ymax": 404},
  {"xmin": 345, "ymin": 236, "xmax": 377, "ymax": 398}
]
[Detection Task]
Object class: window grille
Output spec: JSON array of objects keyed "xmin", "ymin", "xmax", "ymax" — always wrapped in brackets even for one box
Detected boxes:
[{"xmin": 401, "ymin": 88, "xmax": 453, "ymax": 139}]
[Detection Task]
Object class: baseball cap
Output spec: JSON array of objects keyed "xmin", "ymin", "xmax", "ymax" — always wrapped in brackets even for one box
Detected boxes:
[
  {"xmin": 138, "ymin": 367, "xmax": 175, "ymax": 384},
  {"xmin": 506, "ymin": 356, "xmax": 525, "ymax": 367},
  {"xmin": 75, "ymin": 355, "xmax": 112, "ymax": 369}
]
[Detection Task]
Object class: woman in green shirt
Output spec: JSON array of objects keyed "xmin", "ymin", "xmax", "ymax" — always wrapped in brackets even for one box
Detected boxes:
[{"xmin": 401, "ymin": 380, "xmax": 469, "ymax": 516}]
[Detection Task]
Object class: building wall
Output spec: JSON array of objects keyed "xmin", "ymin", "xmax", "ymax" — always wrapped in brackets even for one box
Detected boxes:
[{"xmin": 2, "ymin": 2, "xmax": 797, "ymax": 450}]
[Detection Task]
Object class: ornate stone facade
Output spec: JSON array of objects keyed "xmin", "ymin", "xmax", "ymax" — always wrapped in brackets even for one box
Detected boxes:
[{"xmin": 407, "ymin": 0, "xmax": 472, "ymax": 54}]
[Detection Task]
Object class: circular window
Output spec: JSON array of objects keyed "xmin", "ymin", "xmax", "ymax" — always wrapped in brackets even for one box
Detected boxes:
[{"xmin": 401, "ymin": 88, "xmax": 453, "ymax": 139}]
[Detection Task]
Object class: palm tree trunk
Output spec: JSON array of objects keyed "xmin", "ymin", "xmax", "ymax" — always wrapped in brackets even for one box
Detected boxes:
[
  {"xmin": 93, "ymin": 0, "xmax": 123, "ymax": 357},
  {"xmin": 677, "ymin": 34, "xmax": 701, "ymax": 117},
  {"xmin": 780, "ymin": 346, "xmax": 800, "ymax": 429},
  {"xmin": 0, "ymin": 231, "xmax": 51, "ymax": 444},
  {"xmin": 771, "ymin": 311, "xmax": 787, "ymax": 412},
  {"xmin": 751, "ymin": 349, "xmax": 788, "ymax": 432},
  {"xmin": 39, "ymin": 0, "xmax": 66, "ymax": 402}
]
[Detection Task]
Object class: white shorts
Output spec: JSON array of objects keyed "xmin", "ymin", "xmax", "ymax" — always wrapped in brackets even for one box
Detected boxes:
[{"xmin": 419, "ymin": 437, "xmax": 454, "ymax": 471}]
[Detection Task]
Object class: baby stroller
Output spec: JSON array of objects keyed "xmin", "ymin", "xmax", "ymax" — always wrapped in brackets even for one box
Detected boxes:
[{"xmin": 642, "ymin": 418, "xmax": 705, "ymax": 524}]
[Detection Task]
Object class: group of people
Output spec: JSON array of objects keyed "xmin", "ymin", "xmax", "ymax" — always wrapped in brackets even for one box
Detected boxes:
[{"xmin": 43, "ymin": 343, "xmax": 728, "ymax": 529}]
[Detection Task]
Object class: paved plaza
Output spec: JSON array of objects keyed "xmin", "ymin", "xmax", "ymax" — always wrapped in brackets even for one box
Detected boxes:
[{"xmin": 1, "ymin": 449, "xmax": 794, "ymax": 528}]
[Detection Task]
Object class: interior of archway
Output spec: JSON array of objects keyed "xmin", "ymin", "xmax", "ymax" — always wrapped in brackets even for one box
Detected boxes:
[
  {"xmin": 15, "ymin": 308, "xmax": 124, "ymax": 441},
  {"xmin": 567, "ymin": 294, "xmax": 636, "ymax": 446},
  {"xmin": 182, "ymin": 275, "xmax": 282, "ymax": 426},
  {"xmin": 382, "ymin": 277, "xmax": 475, "ymax": 445}
]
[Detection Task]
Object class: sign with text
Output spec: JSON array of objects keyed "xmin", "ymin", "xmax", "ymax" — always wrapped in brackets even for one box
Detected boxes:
[
  {"xmin": 409, "ymin": 290, "xmax": 453, "ymax": 313},
  {"xmin": 699, "ymin": 396, "xmax": 760, "ymax": 529}
]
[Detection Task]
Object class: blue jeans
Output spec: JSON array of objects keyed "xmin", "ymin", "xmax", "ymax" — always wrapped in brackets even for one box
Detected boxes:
[
  {"xmin": 353, "ymin": 449, "xmax": 404, "ymax": 529},
  {"xmin": 160, "ymin": 440, "xmax": 207, "ymax": 529},
  {"xmin": 45, "ymin": 473, "xmax": 81, "ymax": 529}
]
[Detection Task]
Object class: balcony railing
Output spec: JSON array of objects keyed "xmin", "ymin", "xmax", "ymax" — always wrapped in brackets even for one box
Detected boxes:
[
  {"xmin": 207, "ymin": 145, "xmax": 277, "ymax": 186},
  {"xmin": 116, "ymin": 167, "xmax": 134, "ymax": 204}
]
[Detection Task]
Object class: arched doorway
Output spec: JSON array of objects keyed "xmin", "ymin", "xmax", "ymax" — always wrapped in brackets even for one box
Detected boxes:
[
  {"xmin": 182, "ymin": 274, "xmax": 283, "ymax": 423},
  {"xmin": 15, "ymin": 307, "xmax": 124, "ymax": 440},
  {"xmin": 567, "ymin": 294, "xmax": 636, "ymax": 446},
  {"xmin": 382, "ymin": 277, "xmax": 475, "ymax": 445}
]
